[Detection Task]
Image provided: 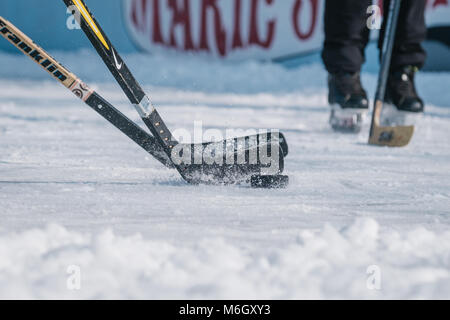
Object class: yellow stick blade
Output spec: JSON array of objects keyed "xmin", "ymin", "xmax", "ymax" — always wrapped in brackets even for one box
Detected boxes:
[{"xmin": 368, "ymin": 125, "xmax": 414, "ymax": 147}]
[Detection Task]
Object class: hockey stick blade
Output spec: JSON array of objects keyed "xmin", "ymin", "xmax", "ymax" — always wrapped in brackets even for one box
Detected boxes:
[
  {"xmin": 368, "ymin": 101, "xmax": 414, "ymax": 148},
  {"xmin": 178, "ymin": 134, "xmax": 285, "ymax": 184},
  {"xmin": 202, "ymin": 132, "xmax": 288, "ymax": 158}
]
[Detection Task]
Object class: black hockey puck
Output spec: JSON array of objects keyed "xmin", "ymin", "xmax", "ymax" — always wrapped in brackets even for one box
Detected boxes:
[{"xmin": 250, "ymin": 175, "xmax": 289, "ymax": 189}]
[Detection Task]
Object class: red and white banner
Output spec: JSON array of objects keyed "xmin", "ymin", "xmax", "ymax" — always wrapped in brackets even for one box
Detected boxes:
[{"xmin": 123, "ymin": 0, "xmax": 450, "ymax": 61}]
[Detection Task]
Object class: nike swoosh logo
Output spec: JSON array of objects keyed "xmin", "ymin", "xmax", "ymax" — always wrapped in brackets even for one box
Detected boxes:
[{"xmin": 112, "ymin": 49, "xmax": 122, "ymax": 70}]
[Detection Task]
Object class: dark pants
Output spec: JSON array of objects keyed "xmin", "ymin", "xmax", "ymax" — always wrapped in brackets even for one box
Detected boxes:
[{"xmin": 322, "ymin": 0, "xmax": 427, "ymax": 74}]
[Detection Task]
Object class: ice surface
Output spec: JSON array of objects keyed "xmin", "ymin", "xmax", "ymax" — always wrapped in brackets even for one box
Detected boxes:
[{"xmin": 0, "ymin": 50, "xmax": 449, "ymax": 299}]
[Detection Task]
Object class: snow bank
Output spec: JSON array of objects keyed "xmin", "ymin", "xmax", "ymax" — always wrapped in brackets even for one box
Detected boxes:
[{"xmin": 1, "ymin": 218, "xmax": 449, "ymax": 299}]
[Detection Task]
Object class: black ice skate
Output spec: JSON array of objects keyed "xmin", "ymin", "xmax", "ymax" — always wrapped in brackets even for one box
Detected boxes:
[
  {"xmin": 328, "ymin": 72, "xmax": 369, "ymax": 133},
  {"xmin": 381, "ymin": 65, "xmax": 424, "ymax": 126}
]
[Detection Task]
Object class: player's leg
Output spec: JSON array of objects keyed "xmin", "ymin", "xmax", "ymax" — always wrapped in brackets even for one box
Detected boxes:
[
  {"xmin": 322, "ymin": 0, "xmax": 372, "ymax": 132},
  {"xmin": 379, "ymin": 0, "xmax": 427, "ymax": 125}
]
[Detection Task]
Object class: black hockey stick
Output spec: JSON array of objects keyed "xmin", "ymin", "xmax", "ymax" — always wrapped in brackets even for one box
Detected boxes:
[
  {"xmin": 368, "ymin": 0, "xmax": 414, "ymax": 147},
  {"xmin": 0, "ymin": 16, "xmax": 171, "ymax": 167},
  {"xmin": 64, "ymin": 0, "xmax": 287, "ymax": 184}
]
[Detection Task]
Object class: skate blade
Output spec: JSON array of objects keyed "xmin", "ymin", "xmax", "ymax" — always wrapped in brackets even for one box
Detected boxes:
[
  {"xmin": 329, "ymin": 105, "xmax": 367, "ymax": 133},
  {"xmin": 380, "ymin": 104, "xmax": 422, "ymax": 126}
]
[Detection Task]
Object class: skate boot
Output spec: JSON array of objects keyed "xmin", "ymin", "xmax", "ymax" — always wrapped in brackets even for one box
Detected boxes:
[
  {"xmin": 328, "ymin": 71, "xmax": 369, "ymax": 133},
  {"xmin": 381, "ymin": 65, "xmax": 424, "ymax": 126}
]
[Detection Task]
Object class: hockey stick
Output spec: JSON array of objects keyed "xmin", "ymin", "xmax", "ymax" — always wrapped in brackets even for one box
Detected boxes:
[
  {"xmin": 63, "ymin": 0, "xmax": 287, "ymax": 184},
  {"xmin": 368, "ymin": 0, "xmax": 414, "ymax": 147},
  {"xmin": 0, "ymin": 16, "xmax": 171, "ymax": 167},
  {"xmin": 0, "ymin": 17, "xmax": 283, "ymax": 186}
]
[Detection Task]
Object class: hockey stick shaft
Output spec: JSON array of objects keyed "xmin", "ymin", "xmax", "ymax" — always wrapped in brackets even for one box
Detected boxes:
[
  {"xmin": 0, "ymin": 16, "xmax": 172, "ymax": 167},
  {"xmin": 64, "ymin": 0, "xmax": 178, "ymax": 157}
]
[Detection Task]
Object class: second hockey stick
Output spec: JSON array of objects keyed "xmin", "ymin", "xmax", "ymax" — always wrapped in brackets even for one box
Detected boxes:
[{"xmin": 368, "ymin": 0, "xmax": 414, "ymax": 147}]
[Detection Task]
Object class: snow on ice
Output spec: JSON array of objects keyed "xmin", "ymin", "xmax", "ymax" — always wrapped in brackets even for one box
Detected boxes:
[
  {"xmin": 1, "ymin": 220, "xmax": 450, "ymax": 299},
  {"xmin": 0, "ymin": 49, "xmax": 449, "ymax": 299}
]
